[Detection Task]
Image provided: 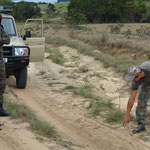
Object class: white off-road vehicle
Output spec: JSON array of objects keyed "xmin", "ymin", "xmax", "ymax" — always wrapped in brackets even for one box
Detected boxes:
[{"xmin": 1, "ymin": 7, "xmax": 45, "ymax": 89}]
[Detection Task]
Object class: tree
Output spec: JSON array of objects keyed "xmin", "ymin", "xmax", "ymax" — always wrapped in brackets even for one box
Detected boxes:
[
  {"xmin": 46, "ymin": 3, "xmax": 56, "ymax": 17},
  {"xmin": 140, "ymin": 2, "xmax": 150, "ymax": 22},
  {"xmin": 0, "ymin": 0, "xmax": 12, "ymax": 5},
  {"xmin": 67, "ymin": 0, "xmax": 104, "ymax": 23},
  {"xmin": 67, "ymin": 0, "xmax": 127, "ymax": 23},
  {"xmin": 13, "ymin": 2, "xmax": 41, "ymax": 21},
  {"xmin": 66, "ymin": 8, "xmax": 87, "ymax": 24},
  {"xmin": 124, "ymin": 0, "xmax": 146, "ymax": 22}
]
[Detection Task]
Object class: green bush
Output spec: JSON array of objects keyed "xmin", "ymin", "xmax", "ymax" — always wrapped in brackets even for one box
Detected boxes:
[
  {"xmin": 66, "ymin": 9, "xmax": 87, "ymax": 24},
  {"xmin": 67, "ymin": 0, "xmax": 127, "ymax": 23},
  {"xmin": 124, "ymin": 0, "xmax": 147, "ymax": 22},
  {"xmin": 13, "ymin": 2, "xmax": 41, "ymax": 21}
]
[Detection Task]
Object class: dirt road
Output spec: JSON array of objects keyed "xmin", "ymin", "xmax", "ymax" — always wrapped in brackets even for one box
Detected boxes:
[{"xmin": 1, "ymin": 46, "xmax": 150, "ymax": 150}]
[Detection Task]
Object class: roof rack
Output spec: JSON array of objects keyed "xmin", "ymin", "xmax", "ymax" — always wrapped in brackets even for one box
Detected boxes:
[{"xmin": 0, "ymin": 5, "xmax": 13, "ymax": 15}]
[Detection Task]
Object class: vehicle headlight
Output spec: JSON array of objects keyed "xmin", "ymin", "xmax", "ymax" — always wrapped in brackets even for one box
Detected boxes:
[{"xmin": 15, "ymin": 48, "xmax": 29, "ymax": 56}]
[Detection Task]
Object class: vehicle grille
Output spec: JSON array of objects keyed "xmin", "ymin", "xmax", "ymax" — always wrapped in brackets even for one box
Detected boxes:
[{"xmin": 3, "ymin": 47, "xmax": 12, "ymax": 57}]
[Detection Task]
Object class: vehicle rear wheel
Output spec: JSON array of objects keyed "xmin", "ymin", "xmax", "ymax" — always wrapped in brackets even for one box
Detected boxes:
[{"xmin": 16, "ymin": 67, "xmax": 27, "ymax": 89}]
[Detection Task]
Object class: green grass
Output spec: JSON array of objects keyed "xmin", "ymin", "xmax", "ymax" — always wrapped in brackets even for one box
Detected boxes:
[
  {"xmin": 104, "ymin": 109, "xmax": 135, "ymax": 124},
  {"xmin": 63, "ymin": 85, "xmax": 77, "ymax": 90},
  {"xmin": 38, "ymin": 4, "xmax": 48, "ymax": 11},
  {"xmin": 104, "ymin": 109, "xmax": 125, "ymax": 124},
  {"xmin": 48, "ymin": 82, "xmax": 66, "ymax": 86},
  {"xmin": 38, "ymin": 2, "xmax": 69, "ymax": 15},
  {"xmin": 56, "ymin": 140, "xmax": 74, "ymax": 150},
  {"xmin": 4, "ymin": 96, "xmax": 57, "ymax": 138},
  {"xmin": 46, "ymin": 47, "xmax": 65, "ymax": 65},
  {"xmin": 89, "ymin": 98, "xmax": 135, "ymax": 124},
  {"xmin": 62, "ymin": 84, "xmax": 135, "ymax": 124},
  {"xmin": 63, "ymin": 84, "xmax": 94, "ymax": 99},
  {"xmin": 89, "ymin": 98, "xmax": 115, "ymax": 117},
  {"xmin": 88, "ymin": 72, "xmax": 102, "ymax": 78},
  {"xmin": 79, "ymin": 65, "xmax": 89, "ymax": 73},
  {"xmin": 73, "ymin": 84, "xmax": 93, "ymax": 98},
  {"xmin": 54, "ymin": 2, "xmax": 69, "ymax": 14}
]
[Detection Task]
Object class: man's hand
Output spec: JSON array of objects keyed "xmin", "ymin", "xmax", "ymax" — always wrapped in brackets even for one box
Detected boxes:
[
  {"xmin": 123, "ymin": 115, "xmax": 130, "ymax": 127},
  {"xmin": 123, "ymin": 90, "xmax": 138, "ymax": 127}
]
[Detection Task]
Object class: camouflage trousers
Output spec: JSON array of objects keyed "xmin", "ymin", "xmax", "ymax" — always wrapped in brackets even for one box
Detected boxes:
[
  {"xmin": 136, "ymin": 84, "xmax": 150, "ymax": 125},
  {"xmin": 0, "ymin": 48, "xmax": 6, "ymax": 105}
]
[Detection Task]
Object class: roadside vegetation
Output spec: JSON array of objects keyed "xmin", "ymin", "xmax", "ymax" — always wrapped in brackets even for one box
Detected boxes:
[
  {"xmin": 46, "ymin": 37, "xmax": 143, "ymax": 74},
  {"xmin": 61, "ymin": 83, "xmax": 135, "ymax": 124},
  {"xmin": 46, "ymin": 46, "xmax": 65, "ymax": 65},
  {"xmin": 4, "ymin": 93, "xmax": 57, "ymax": 138},
  {"xmin": 4, "ymin": 91, "xmax": 75, "ymax": 149}
]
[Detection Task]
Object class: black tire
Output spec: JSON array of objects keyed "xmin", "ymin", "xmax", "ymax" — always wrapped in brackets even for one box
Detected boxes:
[{"xmin": 16, "ymin": 67, "xmax": 27, "ymax": 89}]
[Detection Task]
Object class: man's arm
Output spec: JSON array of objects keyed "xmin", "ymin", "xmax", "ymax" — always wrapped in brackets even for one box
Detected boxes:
[{"xmin": 123, "ymin": 90, "xmax": 138, "ymax": 127}]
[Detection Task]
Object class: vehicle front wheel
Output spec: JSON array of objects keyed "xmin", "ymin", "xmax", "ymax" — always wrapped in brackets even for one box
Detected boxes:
[{"xmin": 16, "ymin": 67, "xmax": 27, "ymax": 89}]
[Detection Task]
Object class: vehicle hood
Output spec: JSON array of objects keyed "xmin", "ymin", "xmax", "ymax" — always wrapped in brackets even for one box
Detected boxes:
[{"xmin": 4, "ymin": 37, "xmax": 25, "ymax": 46}]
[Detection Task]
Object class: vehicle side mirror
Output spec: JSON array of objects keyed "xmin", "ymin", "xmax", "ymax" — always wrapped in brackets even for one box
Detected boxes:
[
  {"xmin": 23, "ymin": 30, "xmax": 31, "ymax": 40},
  {"xmin": 25, "ymin": 30, "xmax": 31, "ymax": 38}
]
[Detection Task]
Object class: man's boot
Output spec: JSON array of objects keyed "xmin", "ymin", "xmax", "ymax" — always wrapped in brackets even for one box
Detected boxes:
[
  {"xmin": 132, "ymin": 125, "xmax": 146, "ymax": 134},
  {"xmin": 0, "ymin": 104, "xmax": 10, "ymax": 116}
]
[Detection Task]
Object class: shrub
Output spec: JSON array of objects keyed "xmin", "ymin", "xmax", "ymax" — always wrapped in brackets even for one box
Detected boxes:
[
  {"xmin": 13, "ymin": 2, "xmax": 41, "ymax": 21},
  {"xmin": 66, "ymin": 9, "xmax": 87, "ymax": 24}
]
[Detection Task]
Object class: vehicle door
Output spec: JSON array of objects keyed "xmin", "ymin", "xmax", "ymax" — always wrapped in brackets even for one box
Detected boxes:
[{"xmin": 21, "ymin": 19, "xmax": 45, "ymax": 62}]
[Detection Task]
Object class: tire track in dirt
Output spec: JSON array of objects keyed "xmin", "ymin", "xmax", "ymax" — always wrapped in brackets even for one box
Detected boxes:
[
  {"xmin": 9, "ymin": 77, "xmax": 103, "ymax": 150},
  {"xmin": 0, "ymin": 118, "xmax": 57, "ymax": 150}
]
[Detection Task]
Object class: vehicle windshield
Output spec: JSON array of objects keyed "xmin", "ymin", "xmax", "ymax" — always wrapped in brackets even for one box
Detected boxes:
[{"xmin": 2, "ymin": 17, "xmax": 17, "ymax": 36}]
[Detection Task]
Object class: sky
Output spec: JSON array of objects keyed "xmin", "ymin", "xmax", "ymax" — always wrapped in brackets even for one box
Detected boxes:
[{"xmin": 12, "ymin": 0, "xmax": 57, "ymax": 3}]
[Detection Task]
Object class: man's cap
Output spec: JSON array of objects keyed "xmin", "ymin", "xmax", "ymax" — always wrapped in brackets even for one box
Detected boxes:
[{"xmin": 125, "ymin": 65, "xmax": 141, "ymax": 82}]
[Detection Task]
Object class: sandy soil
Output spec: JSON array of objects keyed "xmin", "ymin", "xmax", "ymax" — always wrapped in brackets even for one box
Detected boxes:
[{"xmin": 1, "ymin": 46, "xmax": 150, "ymax": 150}]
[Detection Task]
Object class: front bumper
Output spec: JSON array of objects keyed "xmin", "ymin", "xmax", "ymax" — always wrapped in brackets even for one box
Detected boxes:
[
  {"xmin": 4, "ymin": 57, "xmax": 29, "ymax": 68},
  {"xmin": 3, "ymin": 45, "xmax": 30, "ymax": 68},
  {"xmin": 3, "ymin": 45, "xmax": 30, "ymax": 77}
]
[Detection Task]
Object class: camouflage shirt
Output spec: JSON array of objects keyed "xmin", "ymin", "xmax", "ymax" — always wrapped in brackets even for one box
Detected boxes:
[{"xmin": 0, "ymin": 24, "xmax": 10, "ymax": 47}]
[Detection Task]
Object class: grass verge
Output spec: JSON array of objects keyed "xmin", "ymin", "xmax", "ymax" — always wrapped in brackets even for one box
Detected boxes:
[
  {"xmin": 62, "ymin": 84, "xmax": 135, "ymax": 124},
  {"xmin": 63, "ymin": 84, "xmax": 94, "ymax": 99},
  {"xmin": 46, "ymin": 37, "xmax": 142, "ymax": 74},
  {"xmin": 89, "ymin": 98, "xmax": 135, "ymax": 124},
  {"xmin": 89, "ymin": 98, "xmax": 115, "ymax": 117},
  {"xmin": 4, "ymin": 93, "xmax": 76, "ymax": 149},
  {"xmin": 46, "ymin": 47, "xmax": 65, "ymax": 65},
  {"xmin": 4, "ymin": 95, "xmax": 57, "ymax": 138}
]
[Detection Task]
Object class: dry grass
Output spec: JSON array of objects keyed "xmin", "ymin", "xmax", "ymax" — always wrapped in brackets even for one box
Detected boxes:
[
  {"xmin": 72, "ymin": 29, "xmax": 150, "ymax": 59},
  {"xmin": 46, "ymin": 36, "xmax": 143, "ymax": 74}
]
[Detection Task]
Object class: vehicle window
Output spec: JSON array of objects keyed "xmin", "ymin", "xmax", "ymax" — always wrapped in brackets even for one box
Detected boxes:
[{"xmin": 1, "ymin": 18, "xmax": 17, "ymax": 36}]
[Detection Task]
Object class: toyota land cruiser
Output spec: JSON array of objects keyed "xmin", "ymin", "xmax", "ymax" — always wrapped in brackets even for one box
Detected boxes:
[{"xmin": 2, "ymin": 12, "xmax": 45, "ymax": 89}]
